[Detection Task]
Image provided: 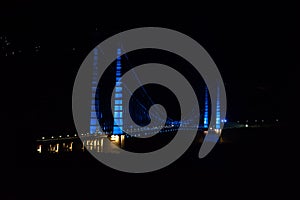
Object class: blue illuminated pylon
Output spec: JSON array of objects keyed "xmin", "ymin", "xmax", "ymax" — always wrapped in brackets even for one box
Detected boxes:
[
  {"xmin": 216, "ymin": 85, "xmax": 221, "ymax": 129},
  {"xmin": 113, "ymin": 48, "xmax": 123, "ymax": 134},
  {"xmin": 89, "ymin": 48, "xmax": 101, "ymax": 134},
  {"xmin": 204, "ymin": 86, "xmax": 209, "ymax": 128}
]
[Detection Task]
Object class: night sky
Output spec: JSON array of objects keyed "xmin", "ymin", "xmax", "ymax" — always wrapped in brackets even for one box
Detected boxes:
[
  {"xmin": 2, "ymin": 2, "xmax": 294, "ymax": 140},
  {"xmin": 3, "ymin": 3, "xmax": 295, "ymax": 148},
  {"xmin": 2, "ymin": 3, "xmax": 294, "ymax": 137},
  {"xmin": 6, "ymin": 1, "xmax": 298, "ymax": 199}
]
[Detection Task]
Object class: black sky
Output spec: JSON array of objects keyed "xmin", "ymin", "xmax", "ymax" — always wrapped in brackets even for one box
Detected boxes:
[
  {"xmin": 2, "ymin": 1, "xmax": 297, "ymax": 141},
  {"xmin": 5, "ymin": 3, "xmax": 298, "ymax": 198}
]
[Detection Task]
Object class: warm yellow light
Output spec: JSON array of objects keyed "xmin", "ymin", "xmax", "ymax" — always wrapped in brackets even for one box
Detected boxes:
[
  {"xmin": 70, "ymin": 142, "xmax": 73, "ymax": 152},
  {"xmin": 115, "ymin": 136, "xmax": 119, "ymax": 143},
  {"xmin": 37, "ymin": 145, "xmax": 42, "ymax": 153},
  {"xmin": 55, "ymin": 143, "xmax": 59, "ymax": 153},
  {"xmin": 100, "ymin": 138, "xmax": 104, "ymax": 152},
  {"xmin": 111, "ymin": 135, "xmax": 117, "ymax": 141}
]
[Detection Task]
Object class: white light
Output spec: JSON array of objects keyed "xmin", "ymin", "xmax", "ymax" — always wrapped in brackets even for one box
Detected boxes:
[
  {"xmin": 42, "ymin": 137, "xmax": 45, "ymax": 140},
  {"xmin": 67, "ymin": 135, "xmax": 69, "ymax": 137},
  {"xmin": 74, "ymin": 134, "xmax": 77, "ymax": 137},
  {"xmin": 245, "ymin": 124, "xmax": 248, "ymax": 128},
  {"xmin": 276, "ymin": 119, "xmax": 279, "ymax": 122},
  {"xmin": 51, "ymin": 136, "xmax": 54, "ymax": 139},
  {"xmin": 111, "ymin": 135, "xmax": 117, "ymax": 140},
  {"xmin": 262, "ymin": 120, "xmax": 264, "ymax": 122},
  {"xmin": 59, "ymin": 135, "xmax": 62, "ymax": 138}
]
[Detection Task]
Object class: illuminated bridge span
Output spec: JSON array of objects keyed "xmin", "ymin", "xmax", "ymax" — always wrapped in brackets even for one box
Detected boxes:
[
  {"xmin": 35, "ymin": 48, "xmax": 280, "ymax": 154},
  {"xmin": 36, "ymin": 119, "xmax": 278, "ymax": 154},
  {"xmin": 88, "ymin": 47, "xmax": 226, "ymax": 136}
]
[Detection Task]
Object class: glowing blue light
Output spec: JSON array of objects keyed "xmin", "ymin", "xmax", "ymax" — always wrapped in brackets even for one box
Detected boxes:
[
  {"xmin": 91, "ymin": 112, "xmax": 97, "ymax": 118},
  {"xmin": 115, "ymin": 87, "xmax": 122, "ymax": 92},
  {"xmin": 115, "ymin": 100, "xmax": 122, "ymax": 104},
  {"xmin": 112, "ymin": 48, "xmax": 123, "ymax": 135},
  {"xmin": 113, "ymin": 126, "xmax": 122, "ymax": 134},
  {"xmin": 216, "ymin": 86, "xmax": 221, "ymax": 129},
  {"xmin": 91, "ymin": 100, "xmax": 99, "ymax": 105},
  {"xmin": 90, "ymin": 119, "xmax": 97, "ymax": 125},
  {"xmin": 221, "ymin": 119, "xmax": 227, "ymax": 123},
  {"xmin": 89, "ymin": 48, "xmax": 102, "ymax": 134},
  {"xmin": 90, "ymin": 126, "xmax": 97, "ymax": 133},
  {"xmin": 114, "ymin": 112, "xmax": 122, "ymax": 118},
  {"xmin": 114, "ymin": 118, "xmax": 123, "ymax": 125},
  {"xmin": 204, "ymin": 86, "xmax": 209, "ymax": 128},
  {"xmin": 114, "ymin": 106, "xmax": 122, "ymax": 111},
  {"xmin": 116, "ymin": 82, "xmax": 122, "ymax": 86},
  {"xmin": 115, "ymin": 93, "xmax": 122, "ymax": 98}
]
